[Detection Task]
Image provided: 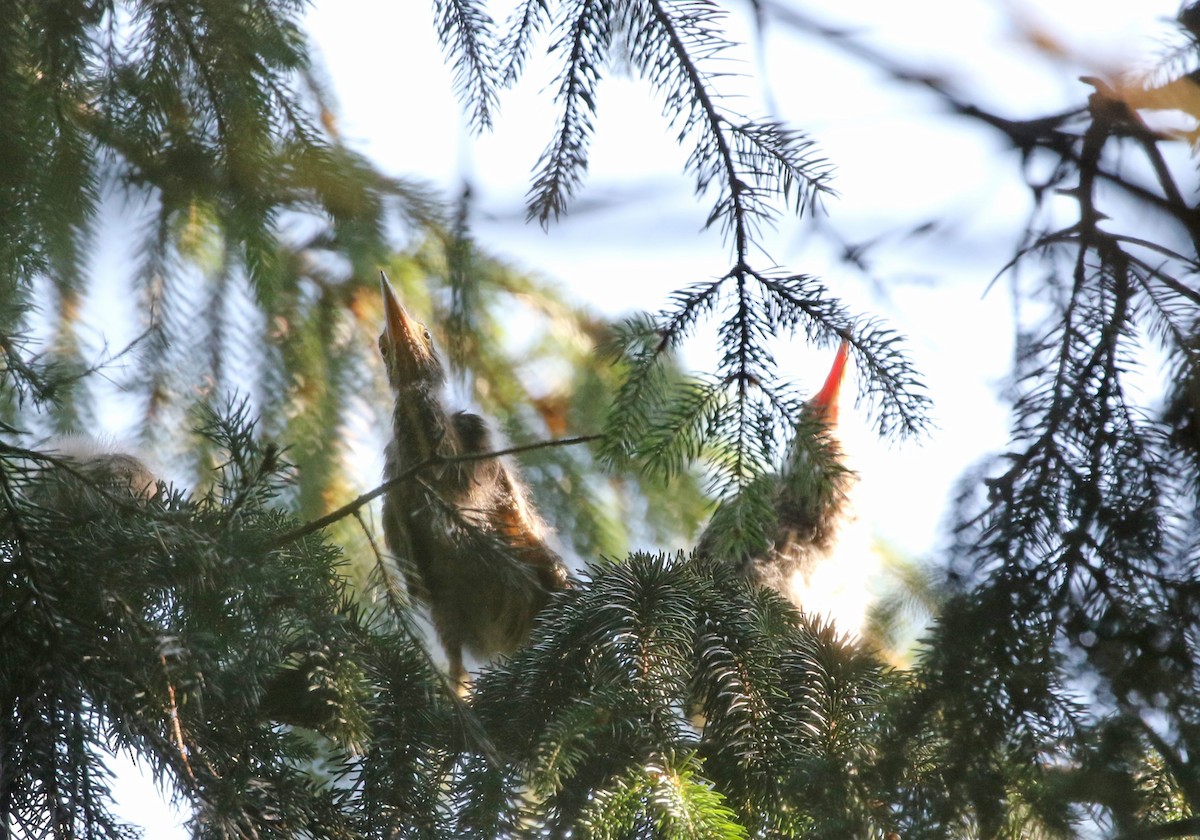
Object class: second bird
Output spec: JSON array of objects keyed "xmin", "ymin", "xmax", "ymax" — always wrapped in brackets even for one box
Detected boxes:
[
  {"xmin": 697, "ymin": 341, "xmax": 856, "ymax": 620},
  {"xmin": 377, "ymin": 273, "xmax": 568, "ymax": 693}
]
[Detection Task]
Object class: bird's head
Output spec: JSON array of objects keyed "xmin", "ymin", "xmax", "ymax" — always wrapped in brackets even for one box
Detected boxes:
[
  {"xmin": 379, "ymin": 272, "xmax": 443, "ymax": 389},
  {"xmin": 806, "ymin": 339, "xmax": 850, "ymax": 426}
]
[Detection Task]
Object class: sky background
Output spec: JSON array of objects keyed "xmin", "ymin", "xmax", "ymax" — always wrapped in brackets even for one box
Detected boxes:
[{"xmin": 108, "ymin": 0, "xmax": 1186, "ymax": 830}]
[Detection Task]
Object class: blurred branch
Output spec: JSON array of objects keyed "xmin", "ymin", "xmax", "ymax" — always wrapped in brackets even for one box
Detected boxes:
[
  {"xmin": 758, "ymin": 0, "xmax": 1200, "ymax": 252},
  {"xmin": 1115, "ymin": 817, "xmax": 1200, "ymax": 840}
]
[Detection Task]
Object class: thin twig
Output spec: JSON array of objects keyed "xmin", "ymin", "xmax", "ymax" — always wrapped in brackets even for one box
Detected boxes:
[
  {"xmin": 160, "ymin": 654, "xmax": 195, "ymax": 784},
  {"xmin": 269, "ymin": 434, "xmax": 601, "ymax": 549}
]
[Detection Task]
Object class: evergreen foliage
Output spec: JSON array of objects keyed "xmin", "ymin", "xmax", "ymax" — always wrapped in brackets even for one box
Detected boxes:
[
  {"xmin": 1, "ymin": 403, "xmax": 359, "ymax": 835},
  {"xmin": 4, "ymin": 0, "xmax": 1200, "ymax": 838}
]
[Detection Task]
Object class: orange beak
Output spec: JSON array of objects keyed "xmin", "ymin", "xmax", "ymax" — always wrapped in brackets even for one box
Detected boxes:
[{"xmin": 809, "ymin": 339, "xmax": 850, "ymax": 425}]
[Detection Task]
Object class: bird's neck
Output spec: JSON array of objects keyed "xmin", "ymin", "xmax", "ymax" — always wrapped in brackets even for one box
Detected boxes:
[
  {"xmin": 389, "ymin": 384, "xmax": 459, "ymax": 466},
  {"xmin": 777, "ymin": 428, "xmax": 852, "ymax": 549}
]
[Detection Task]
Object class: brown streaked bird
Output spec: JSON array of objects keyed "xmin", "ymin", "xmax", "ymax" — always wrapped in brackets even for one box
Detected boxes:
[
  {"xmin": 29, "ymin": 435, "xmax": 161, "ymax": 517},
  {"xmin": 698, "ymin": 340, "xmax": 856, "ymax": 615},
  {"xmin": 377, "ymin": 272, "xmax": 569, "ymax": 693}
]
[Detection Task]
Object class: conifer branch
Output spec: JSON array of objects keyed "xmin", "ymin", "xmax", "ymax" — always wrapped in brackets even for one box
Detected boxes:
[
  {"xmin": 499, "ymin": 0, "xmax": 554, "ymax": 86},
  {"xmin": 433, "ymin": 0, "xmax": 501, "ymax": 130},
  {"xmin": 528, "ymin": 0, "xmax": 611, "ymax": 225},
  {"xmin": 638, "ymin": 0, "xmax": 752, "ymax": 258}
]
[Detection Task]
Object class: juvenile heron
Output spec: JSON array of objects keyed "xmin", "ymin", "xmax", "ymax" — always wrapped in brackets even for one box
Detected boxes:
[
  {"xmin": 698, "ymin": 341, "xmax": 855, "ymax": 615},
  {"xmin": 377, "ymin": 273, "xmax": 568, "ymax": 693}
]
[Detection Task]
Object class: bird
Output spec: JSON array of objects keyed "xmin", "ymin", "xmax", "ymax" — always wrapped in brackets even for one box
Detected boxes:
[
  {"xmin": 377, "ymin": 272, "xmax": 569, "ymax": 693},
  {"xmin": 697, "ymin": 340, "xmax": 856, "ymax": 619},
  {"xmin": 29, "ymin": 435, "xmax": 160, "ymax": 516}
]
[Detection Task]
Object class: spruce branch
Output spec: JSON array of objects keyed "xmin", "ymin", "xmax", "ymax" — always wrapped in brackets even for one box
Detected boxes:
[
  {"xmin": 528, "ymin": 0, "xmax": 613, "ymax": 226},
  {"xmin": 472, "ymin": 552, "xmax": 886, "ymax": 835},
  {"xmin": 631, "ymin": 0, "xmax": 753, "ymax": 257},
  {"xmin": 160, "ymin": 653, "xmax": 197, "ymax": 786},
  {"xmin": 603, "ymin": 266, "xmax": 929, "ymax": 506},
  {"xmin": 636, "ymin": 377, "xmax": 725, "ymax": 481},
  {"xmin": 498, "ymin": 0, "xmax": 554, "ymax": 86},
  {"xmin": 433, "ymin": 0, "xmax": 501, "ymax": 130}
]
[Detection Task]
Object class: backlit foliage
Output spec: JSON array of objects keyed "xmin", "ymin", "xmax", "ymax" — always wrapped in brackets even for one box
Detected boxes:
[{"xmin": 5, "ymin": 0, "xmax": 1200, "ymax": 838}]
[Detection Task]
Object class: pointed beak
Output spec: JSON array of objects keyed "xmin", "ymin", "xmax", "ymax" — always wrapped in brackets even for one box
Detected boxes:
[
  {"xmin": 379, "ymin": 271, "xmax": 436, "ymax": 383},
  {"xmin": 809, "ymin": 339, "xmax": 850, "ymax": 426},
  {"xmin": 380, "ymin": 271, "xmax": 416, "ymax": 350}
]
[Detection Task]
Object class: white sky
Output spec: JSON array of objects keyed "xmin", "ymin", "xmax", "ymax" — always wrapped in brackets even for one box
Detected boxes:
[{"xmin": 110, "ymin": 0, "xmax": 1185, "ymax": 831}]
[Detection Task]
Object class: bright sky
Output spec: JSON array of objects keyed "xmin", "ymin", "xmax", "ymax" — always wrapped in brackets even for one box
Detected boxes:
[{"xmin": 110, "ymin": 0, "xmax": 1185, "ymax": 831}]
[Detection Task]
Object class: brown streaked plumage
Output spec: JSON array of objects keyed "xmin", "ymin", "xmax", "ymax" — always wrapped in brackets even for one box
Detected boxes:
[
  {"xmin": 377, "ymin": 273, "xmax": 568, "ymax": 693},
  {"xmin": 698, "ymin": 340, "xmax": 856, "ymax": 611},
  {"xmin": 29, "ymin": 436, "xmax": 160, "ymax": 518}
]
